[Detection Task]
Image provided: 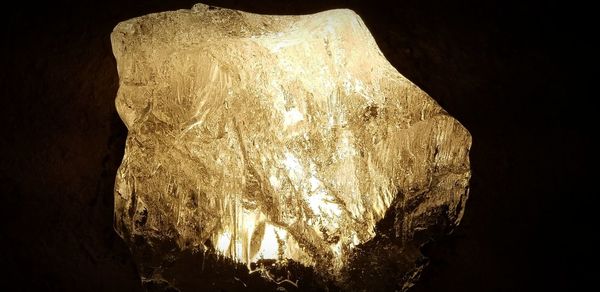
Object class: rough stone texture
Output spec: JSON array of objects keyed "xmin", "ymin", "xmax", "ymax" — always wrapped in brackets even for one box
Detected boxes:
[{"xmin": 112, "ymin": 3, "xmax": 471, "ymax": 290}]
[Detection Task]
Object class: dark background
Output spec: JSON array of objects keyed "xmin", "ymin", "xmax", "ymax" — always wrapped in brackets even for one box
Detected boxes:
[{"xmin": 1, "ymin": 0, "xmax": 593, "ymax": 291}]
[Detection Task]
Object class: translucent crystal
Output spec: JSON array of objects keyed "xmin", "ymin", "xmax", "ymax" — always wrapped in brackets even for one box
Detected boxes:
[{"xmin": 112, "ymin": 3, "xmax": 471, "ymax": 289}]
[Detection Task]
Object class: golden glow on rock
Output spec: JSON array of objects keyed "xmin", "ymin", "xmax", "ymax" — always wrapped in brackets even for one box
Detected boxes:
[
  {"xmin": 254, "ymin": 224, "xmax": 281, "ymax": 260},
  {"xmin": 112, "ymin": 2, "xmax": 471, "ymax": 285},
  {"xmin": 216, "ymin": 231, "xmax": 232, "ymax": 254}
]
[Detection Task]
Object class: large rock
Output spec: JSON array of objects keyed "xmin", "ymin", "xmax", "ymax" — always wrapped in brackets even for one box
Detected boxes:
[{"xmin": 112, "ymin": 3, "xmax": 471, "ymax": 290}]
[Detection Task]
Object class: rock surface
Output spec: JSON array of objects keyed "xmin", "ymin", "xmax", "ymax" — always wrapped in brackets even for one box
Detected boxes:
[{"xmin": 112, "ymin": 3, "xmax": 471, "ymax": 290}]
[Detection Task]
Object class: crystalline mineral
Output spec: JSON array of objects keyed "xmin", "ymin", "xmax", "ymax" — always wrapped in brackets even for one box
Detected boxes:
[{"xmin": 112, "ymin": 3, "xmax": 471, "ymax": 290}]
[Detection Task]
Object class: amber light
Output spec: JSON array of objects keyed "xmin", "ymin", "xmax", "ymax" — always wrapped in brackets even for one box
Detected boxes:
[{"xmin": 112, "ymin": 2, "xmax": 471, "ymax": 289}]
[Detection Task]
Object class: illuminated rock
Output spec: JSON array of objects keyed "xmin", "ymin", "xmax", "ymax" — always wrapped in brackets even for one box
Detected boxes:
[{"xmin": 112, "ymin": 3, "xmax": 471, "ymax": 289}]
